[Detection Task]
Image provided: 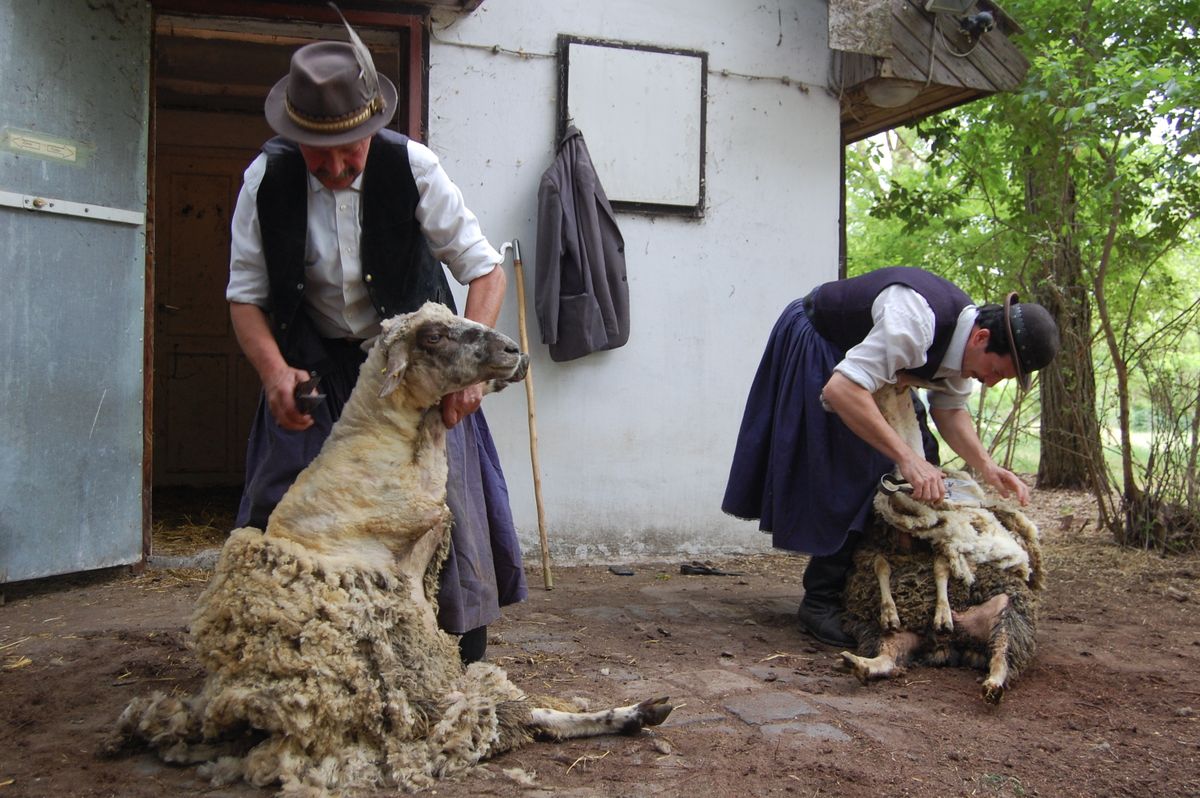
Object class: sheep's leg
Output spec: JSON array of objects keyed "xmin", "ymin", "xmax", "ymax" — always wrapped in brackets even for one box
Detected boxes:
[
  {"xmin": 933, "ymin": 556, "xmax": 954, "ymax": 632},
  {"xmin": 949, "ymin": 593, "xmax": 1012, "ymax": 704},
  {"xmin": 529, "ymin": 697, "xmax": 673, "ymax": 740},
  {"xmin": 873, "ymin": 554, "xmax": 901, "ymax": 631},
  {"xmin": 982, "ymin": 625, "xmax": 1011, "ymax": 705},
  {"xmin": 840, "ymin": 631, "xmax": 920, "ymax": 684},
  {"xmin": 950, "ymin": 593, "xmax": 1009, "ymax": 640}
]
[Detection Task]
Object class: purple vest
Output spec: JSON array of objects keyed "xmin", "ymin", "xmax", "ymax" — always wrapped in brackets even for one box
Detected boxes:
[{"xmin": 804, "ymin": 266, "xmax": 971, "ymax": 381}]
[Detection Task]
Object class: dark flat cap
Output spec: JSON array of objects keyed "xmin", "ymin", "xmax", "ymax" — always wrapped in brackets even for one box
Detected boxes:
[{"xmin": 1003, "ymin": 292, "xmax": 1060, "ymax": 390}]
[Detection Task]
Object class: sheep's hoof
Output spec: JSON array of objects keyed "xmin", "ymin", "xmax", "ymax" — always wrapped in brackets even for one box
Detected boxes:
[
  {"xmin": 934, "ymin": 612, "xmax": 955, "ymax": 634},
  {"xmin": 880, "ymin": 608, "xmax": 901, "ymax": 631},
  {"xmin": 982, "ymin": 680, "xmax": 1006, "ymax": 705},
  {"xmin": 633, "ymin": 697, "xmax": 674, "ymax": 728},
  {"xmin": 840, "ymin": 651, "xmax": 872, "ymax": 685}
]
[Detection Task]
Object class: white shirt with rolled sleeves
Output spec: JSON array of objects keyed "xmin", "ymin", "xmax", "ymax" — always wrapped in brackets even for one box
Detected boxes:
[
  {"xmin": 831, "ymin": 284, "xmax": 977, "ymax": 410},
  {"xmin": 226, "ymin": 138, "xmax": 501, "ymax": 341}
]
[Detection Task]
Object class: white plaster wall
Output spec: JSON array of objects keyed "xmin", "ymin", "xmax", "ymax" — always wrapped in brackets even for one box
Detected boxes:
[{"xmin": 427, "ymin": 0, "xmax": 840, "ymax": 562}]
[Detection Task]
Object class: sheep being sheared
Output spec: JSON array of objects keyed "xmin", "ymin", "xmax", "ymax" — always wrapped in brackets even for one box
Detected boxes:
[
  {"xmin": 838, "ymin": 384, "xmax": 1044, "ymax": 704},
  {"xmin": 106, "ymin": 302, "xmax": 672, "ymax": 794},
  {"xmin": 870, "ymin": 385, "xmax": 1034, "ymax": 633}
]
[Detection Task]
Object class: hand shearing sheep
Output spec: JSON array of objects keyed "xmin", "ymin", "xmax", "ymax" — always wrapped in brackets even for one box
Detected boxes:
[
  {"xmin": 838, "ymin": 385, "xmax": 1044, "ymax": 704},
  {"xmin": 105, "ymin": 302, "xmax": 672, "ymax": 794}
]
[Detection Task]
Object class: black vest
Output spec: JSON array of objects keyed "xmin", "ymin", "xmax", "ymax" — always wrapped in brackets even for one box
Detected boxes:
[
  {"xmin": 805, "ymin": 266, "xmax": 971, "ymax": 381},
  {"xmin": 257, "ymin": 129, "xmax": 456, "ymax": 360}
]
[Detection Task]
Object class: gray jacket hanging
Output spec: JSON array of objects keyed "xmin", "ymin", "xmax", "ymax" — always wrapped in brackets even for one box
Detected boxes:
[{"xmin": 534, "ymin": 126, "xmax": 630, "ymax": 362}]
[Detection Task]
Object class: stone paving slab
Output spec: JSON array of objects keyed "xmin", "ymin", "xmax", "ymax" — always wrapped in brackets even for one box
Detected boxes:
[
  {"xmin": 759, "ymin": 721, "xmax": 852, "ymax": 743},
  {"xmin": 722, "ymin": 691, "xmax": 818, "ymax": 724},
  {"xmin": 663, "ymin": 667, "xmax": 763, "ymax": 698}
]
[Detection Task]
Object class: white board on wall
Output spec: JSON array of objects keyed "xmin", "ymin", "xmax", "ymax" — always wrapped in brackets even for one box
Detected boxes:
[{"xmin": 559, "ymin": 36, "xmax": 707, "ymax": 216}]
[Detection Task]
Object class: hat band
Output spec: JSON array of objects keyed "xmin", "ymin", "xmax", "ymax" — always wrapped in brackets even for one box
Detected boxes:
[{"xmin": 284, "ymin": 95, "xmax": 386, "ymax": 135}]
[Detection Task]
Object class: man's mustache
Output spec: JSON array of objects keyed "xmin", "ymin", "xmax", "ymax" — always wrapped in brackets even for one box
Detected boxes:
[{"xmin": 314, "ymin": 165, "xmax": 361, "ymax": 182}]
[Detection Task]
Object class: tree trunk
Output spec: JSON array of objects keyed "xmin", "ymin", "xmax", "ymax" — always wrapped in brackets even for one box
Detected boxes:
[
  {"xmin": 1024, "ymin": 156, "xmax": 1106, "ymax": 489},
  {"xmin": 1036, "ymin": 270, "xmax": 1104, "ymax": 488}
]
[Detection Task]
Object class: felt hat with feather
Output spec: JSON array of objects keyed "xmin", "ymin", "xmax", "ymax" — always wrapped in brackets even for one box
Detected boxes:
[{"xmin": 264, "ymin": 12, "xmax": 397, "ymax": 147}]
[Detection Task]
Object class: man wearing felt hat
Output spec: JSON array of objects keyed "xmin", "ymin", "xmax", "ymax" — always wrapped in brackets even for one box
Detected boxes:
[
  {"xmin": 722, "ymin": 266, "xmax": 1060, "ymax": 648},
  {"xmin": 225, "ymin": 18, "xmax": 524, "ymax": 664}
]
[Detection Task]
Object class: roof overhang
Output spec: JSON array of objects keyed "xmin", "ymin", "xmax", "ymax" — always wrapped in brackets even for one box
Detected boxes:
[{"xmin": 830, "ymin": 0, "xmax": 1029, "ymax": 143}]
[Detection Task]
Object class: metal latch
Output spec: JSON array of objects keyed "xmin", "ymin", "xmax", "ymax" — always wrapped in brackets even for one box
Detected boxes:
[{"xmin": 0, "ymin": 189, "xmax": 145, "ymax": 226}]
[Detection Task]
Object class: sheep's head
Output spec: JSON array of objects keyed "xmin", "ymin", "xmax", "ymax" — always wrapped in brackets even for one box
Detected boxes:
[{"xmin": 377, "ymin": 302, "xmax": 528, "ymax": 406}]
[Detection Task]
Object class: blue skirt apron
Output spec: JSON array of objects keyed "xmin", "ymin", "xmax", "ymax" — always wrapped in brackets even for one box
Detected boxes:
[{"xmin": 721, "ymin": 299, "xmax": 894, "ymax": 556}]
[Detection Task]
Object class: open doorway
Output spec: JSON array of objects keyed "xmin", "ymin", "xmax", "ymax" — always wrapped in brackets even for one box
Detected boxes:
[{"xmin": 149, "ymin": 8, "xmax": 425, "ymax": 544}]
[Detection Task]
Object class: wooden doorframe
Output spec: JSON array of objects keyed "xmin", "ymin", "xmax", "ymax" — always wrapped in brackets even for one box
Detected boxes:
[
  {"xmin": 144, "ymin": 1, "xmax": 431, "ymax": 557},
  {"xmin": 149, "ymin": 1, "xmax": 430, "ymax": 140}
]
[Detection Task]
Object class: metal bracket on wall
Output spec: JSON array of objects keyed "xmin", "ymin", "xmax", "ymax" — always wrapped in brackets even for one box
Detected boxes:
[{"xmin": 0, "ymin": 189, "xmax": 145, "ymax": 226}]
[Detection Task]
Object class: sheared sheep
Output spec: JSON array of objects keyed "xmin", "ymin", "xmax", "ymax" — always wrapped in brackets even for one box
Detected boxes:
[
  {"xmin": 837, "ymin": 385, "xmax": 1045, "ymax": 704},
  {"xmin": 106, "ymin": 302, "xmax": 672, "ymax": 794}
]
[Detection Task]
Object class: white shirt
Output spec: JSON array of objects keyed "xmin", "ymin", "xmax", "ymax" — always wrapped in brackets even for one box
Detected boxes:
[
  {"xmin": 226, "ymin": 138, "xmax": 500, "ymax": 341},
  {"xmin": 832, "ymin": 284, "xmax": 976, "ymax": 410}
]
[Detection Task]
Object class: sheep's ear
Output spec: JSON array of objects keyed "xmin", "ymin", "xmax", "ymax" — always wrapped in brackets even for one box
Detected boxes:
[
  {"xmin": 378, "ymin": 317, "xmax": 410, "ymax": 398},
  {"xmin": 379, "ymin": 345, "xmax": 409, "ymax": 398}
]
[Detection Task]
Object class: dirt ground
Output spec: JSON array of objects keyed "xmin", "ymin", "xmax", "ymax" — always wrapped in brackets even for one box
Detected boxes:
[{"xmin": 2, "ymin": 486, "xmax": 1198, "ymax": 797}]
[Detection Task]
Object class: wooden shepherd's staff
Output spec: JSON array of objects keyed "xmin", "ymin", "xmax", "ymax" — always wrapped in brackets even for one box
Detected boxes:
[{"xmin": 500, "ymin": 240, "xmax": 553, "ymax": 589}]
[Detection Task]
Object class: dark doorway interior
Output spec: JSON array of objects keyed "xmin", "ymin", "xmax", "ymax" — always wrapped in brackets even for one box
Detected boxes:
[{"xmin": 149, "ymin": 9, "xmax": 421, "ymax": 540}]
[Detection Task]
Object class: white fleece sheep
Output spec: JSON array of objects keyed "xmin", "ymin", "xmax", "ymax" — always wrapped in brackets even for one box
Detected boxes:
[{"xmin": 108, "ymin": 303, "xmax": 671, "ymax": 795}]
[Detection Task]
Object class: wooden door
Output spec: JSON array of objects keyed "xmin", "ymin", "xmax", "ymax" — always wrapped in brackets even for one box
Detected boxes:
[{"xmin": 153, "ymin": 139, "xmax": 263, "ymax": 486}]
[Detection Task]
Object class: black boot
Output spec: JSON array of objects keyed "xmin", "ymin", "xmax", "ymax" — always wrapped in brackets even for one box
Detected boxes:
[
  {"xmin": 457, "ymin": 625, "xmax": 488, "ymax": 665},
  {"xmin": 798, "ymin": 535, "xmax": 857, "ymax": 648},
  {"xmin": 796, "ymin": 600, "xmax": 856, "ymax": 648}
]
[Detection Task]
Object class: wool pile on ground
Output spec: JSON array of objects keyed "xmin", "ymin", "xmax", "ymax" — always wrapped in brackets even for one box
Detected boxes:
[{"xmin": 110, "ymin": 528, "xmax": 536, "ymax": 795}]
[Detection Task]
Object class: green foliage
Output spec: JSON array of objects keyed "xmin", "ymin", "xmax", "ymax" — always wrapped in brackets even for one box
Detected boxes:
[{"xmin": 845, "ymin": 0, "xmax": 1200, "ymax": 548}]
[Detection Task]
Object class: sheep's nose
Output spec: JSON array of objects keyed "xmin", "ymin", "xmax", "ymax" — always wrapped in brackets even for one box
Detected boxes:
[{"xmin": 504, "ymin": 343, "xmax": 519, "ymax": 354}]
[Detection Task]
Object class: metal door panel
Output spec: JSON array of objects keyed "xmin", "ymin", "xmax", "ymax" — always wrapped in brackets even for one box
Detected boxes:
[{"xmin": 0, "ymin": 0, "xmax": 150, "ymax": 583}]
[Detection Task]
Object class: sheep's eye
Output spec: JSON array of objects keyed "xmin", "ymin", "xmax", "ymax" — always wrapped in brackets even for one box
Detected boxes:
[{"xmin": 423, "ymin": 334, "xmax": 442, "ymax": 345}]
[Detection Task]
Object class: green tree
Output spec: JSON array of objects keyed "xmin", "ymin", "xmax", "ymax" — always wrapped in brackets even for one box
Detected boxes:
[{"xmin": 846, "ymin": 0, "xmax": 1200, "ymax": 547}]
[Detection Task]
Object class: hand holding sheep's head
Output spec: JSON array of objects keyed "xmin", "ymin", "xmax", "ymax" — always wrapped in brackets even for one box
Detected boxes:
[{"xmin": 377, "ymin": 302, "xmax": 528, "ymax": 406}]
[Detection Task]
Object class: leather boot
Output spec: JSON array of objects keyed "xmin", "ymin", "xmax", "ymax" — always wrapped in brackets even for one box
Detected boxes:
[{"xmin": 798, "ymin": 535, "xmax": 857, "ymax": 648}]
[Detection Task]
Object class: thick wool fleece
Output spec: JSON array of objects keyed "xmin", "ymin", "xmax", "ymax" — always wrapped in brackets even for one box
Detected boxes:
[
  {"xmin": 112, "ymin": 530, "xmax": 536, "ymax": 795},
  {"xmin": 843, "ymin": 502, "xmax": 1043, "ymax": 680}
]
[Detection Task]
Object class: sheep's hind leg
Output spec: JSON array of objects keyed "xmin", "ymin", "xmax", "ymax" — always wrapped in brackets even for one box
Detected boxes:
[
  {"xmin": 933, "ymin": 556, "xmax": 954, "ymax": 632},
  {"xmin": 840, "ymin": 631, "xmax": 920, "ymax": 684},
  {"xmin": 981, "ymin": 626, "xmax": 1011, "ymax": 704},
  {"xmin": 951, "ymin": 593, "xmax": 1012, "ymax": 704},
  {"xmin": 530, "ymin": 697, "xmax": 673, "ymax": 740},
  {"xmin": 873, "ymin": 554, "xmax": 901, "ymax": 631}
]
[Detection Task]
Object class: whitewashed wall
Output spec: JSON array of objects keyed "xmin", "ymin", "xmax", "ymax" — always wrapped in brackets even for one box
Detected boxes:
[{"xmin": 428, "ymin": 0, "xmax": 839, "ymax": 562}]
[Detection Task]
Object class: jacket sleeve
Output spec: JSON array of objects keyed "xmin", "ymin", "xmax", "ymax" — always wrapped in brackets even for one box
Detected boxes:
[{"xmin": 534, "ymin": 173, "xmax": 564, "ymax": 346}]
